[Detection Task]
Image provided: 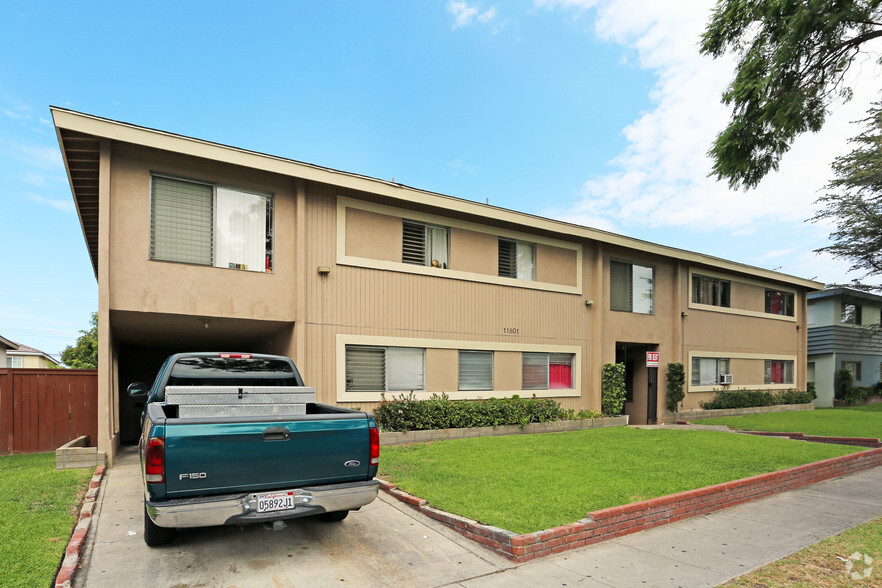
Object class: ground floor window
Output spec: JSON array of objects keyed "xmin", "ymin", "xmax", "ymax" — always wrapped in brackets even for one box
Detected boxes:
[
  {"xmin": 691, "ymin": 357, "xmax": 730, "ymax": 386},
  {"xmin": 523, "ymin": 353, "xmax": 574, "ymax": 390},
  {"xmin": 842, "ymin": 360, "xmax": 862, "ymax": 383},
  {"xmin": 344, "ymin": 346, "xmax": 425, "ymax": 392},
  {"xmin": 458, "ymin": 350, "xmax": 493, "ymax": 391},
  {"xmin": 764, "ymin": 360, "xmax": 794, "ymax": 384}
]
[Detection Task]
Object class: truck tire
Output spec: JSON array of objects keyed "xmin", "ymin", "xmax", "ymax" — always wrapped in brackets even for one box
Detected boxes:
[
  {"xmin": 319, "ymin": 510, "xmax": 349, "ymax": 522},
  {"xmin": 143, "ymin": 502, "xmax": 176, "ymax": 546}
]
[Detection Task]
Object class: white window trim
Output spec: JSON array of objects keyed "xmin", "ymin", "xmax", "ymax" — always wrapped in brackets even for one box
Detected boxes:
[
  {"xmin": 687, "ymin": 267, "xmax": 798, "ymax": 322},
  {"xmin": 336, "ymin": 334, "xmax": 580, "ymax": 402},
  {"xmin": 336, "ymin": 197, "xmax": 583, "ymax": 295},
  {"xmin": 686, "ymin": 351, "xmax": 798, "ymax": 393}
]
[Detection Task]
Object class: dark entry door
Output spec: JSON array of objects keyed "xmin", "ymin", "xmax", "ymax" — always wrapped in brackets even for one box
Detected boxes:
[{"xmin": 646, "ymin": 366, "xmax": 658, "ymax": 424}]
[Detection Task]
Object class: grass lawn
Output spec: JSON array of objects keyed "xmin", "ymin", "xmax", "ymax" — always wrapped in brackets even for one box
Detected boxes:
[
  {"xmin": 726, "ymin": 516, "xmax": 882, "ymax": 587},
  {"xmin": 0, "ymin": 453, "xmax": 93, "ymax": 588},
  {"xmin": 378, "ymin": 427, "xmax": 863, "ymax": 534},
  {"xmin": 691, "ymin": 405, "xmax": 882, "ymax": 439}
]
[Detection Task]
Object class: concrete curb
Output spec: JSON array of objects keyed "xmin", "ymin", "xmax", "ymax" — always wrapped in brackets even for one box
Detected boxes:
[
  {"xmin": 54, "ymin": 465, "xmax": 105, "ymax": 588},
  {"xmin": 380, "ymin": 448, "xmax": 882, "ymax": 562}
]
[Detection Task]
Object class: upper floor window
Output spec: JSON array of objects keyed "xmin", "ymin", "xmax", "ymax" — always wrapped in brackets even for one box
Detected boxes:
[
  {"xmin": 498, "ymin": 238, "xmax": 536, "ymax": 280},
  {"xmin": 764, "ymin": 360, "xmax": 794, "ymax": 384},
  {"xmin": 841, "ymin": 302, "xmax": 862, "ymax": 325},
  {"xmin": 458, "ymin": 350, "xmax": 493, "ymax": 391},
  {"xmin": 764, "ymin": 289, "xmax": 794, "ymax": 316},
  {"xmin": 150, "ymin": 176, "xmax": 273, "ymax": 272},
  {"xmin": 402, "ymin": 220, "xmax": 449, "ymax": 268},
  {"xmin": 691, "ymin": 357, "xmax": 730, "ymax": 386},
  {"xmin": 610, "ymin": 261, "xmax": 654, "ymax": 314},
  {"xmin": 344, "ymin": 345, "xmax": 425, "ymax": 392},
  {"xmin": 522, "ymin": 352, "xmax": 574, "ymax": 390},
  {"xmin": 692, "ymin": 275, "xmax": 730, "ymax": 307},
  {"xmin": 6, "ymin": 356, "xmax": 22, "ymax": 368}
]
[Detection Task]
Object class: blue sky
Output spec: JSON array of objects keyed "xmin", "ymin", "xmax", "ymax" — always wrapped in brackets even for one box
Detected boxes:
[{"xmin": 1, "ymin": 1, "xmax": 879, "ymax": 361}]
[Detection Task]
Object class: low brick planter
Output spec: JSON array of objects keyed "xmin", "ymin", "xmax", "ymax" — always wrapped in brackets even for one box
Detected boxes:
[
  {"xmin": 740, "ymin": 430, "xmax": 882, "ymax": 448},
  {"xmin": 379, "ymin": 416, "xmax": 628, "ymax": 446},
  {"xmin": 56, "ymin": 436, "xmax": 106, "ymax": 470},
  {"xmin": 675, "ymin": 403, "xmax": 813, "ymax": 421},
  {"xmin": 381, "ymin": 447, "xmax": 882, "ymax": 562}
]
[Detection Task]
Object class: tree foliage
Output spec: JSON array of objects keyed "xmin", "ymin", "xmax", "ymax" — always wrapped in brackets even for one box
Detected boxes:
[
  {"xmin": 701, "ymin": 0, "xmax": 882, "ymax": 189},
  {"xmin": 665, "ymin": 362, "xmax": 686, "ymax": 413},
  {"xmin": 61, "ymin": 312, "xmax": 98, "ymax": 369},
  {"xmin": 813, "ymin": 103, "xmax": 882, "ymax": 284}
]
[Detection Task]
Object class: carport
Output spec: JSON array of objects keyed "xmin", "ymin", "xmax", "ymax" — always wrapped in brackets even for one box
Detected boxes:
[{"xmin": 110, "ymin": 310, "xmax": 294, "ymax": 444}]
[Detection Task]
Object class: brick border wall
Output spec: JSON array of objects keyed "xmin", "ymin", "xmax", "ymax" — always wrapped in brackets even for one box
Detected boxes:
[
  {"xmin": 55, "ymin": 466, "xmax": 104, "ymax": 587},
  {"xmin": 740, "ymin": 430, "xmax": 882, "ymax": 448},
  {"xmin": 380, "ymin": 448, "xmax": 882, "ymax": 563}
]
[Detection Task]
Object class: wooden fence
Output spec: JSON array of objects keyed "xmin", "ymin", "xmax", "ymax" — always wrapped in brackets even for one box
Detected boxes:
[{"xmin": 0, "ymin": 368, "xmax": 98, "ymax": 454}]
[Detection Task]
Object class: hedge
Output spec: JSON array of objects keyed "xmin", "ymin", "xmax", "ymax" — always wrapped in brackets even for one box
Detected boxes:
[
  {"xmin": 372, "ymin": 393, "xmax": 601, "ymax": 432},
  {"xmin": 699, "ymin": 388, "xmax": 814, "ymax": 410}
]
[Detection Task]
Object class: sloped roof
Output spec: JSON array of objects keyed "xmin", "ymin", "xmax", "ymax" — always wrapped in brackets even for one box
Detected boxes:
[
  {"xmin": 7, "ymin": 342, "xmax": 61, "ymax": 365},
  {"xmin": 0, "ymin": 335, "xmax": 19, "ymax": 350}
]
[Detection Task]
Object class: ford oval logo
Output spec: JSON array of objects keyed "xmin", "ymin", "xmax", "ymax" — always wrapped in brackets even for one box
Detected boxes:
[{"xmin": 344, "ymin": 460, "xmax": 360, "ymax": 468}]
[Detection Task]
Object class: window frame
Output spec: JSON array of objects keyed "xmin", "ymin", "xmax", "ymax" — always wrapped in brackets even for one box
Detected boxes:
[
  {"xmin": 522, "ymin": 352, "xmax": 574, "ymax": 390},
  {"xmin": 842, "ymin": 360, "xmax": 862, "ymax": 383},
  {"xmin": 691, "ymin": 274, "xmax": 731, "ymax": 308},
  {"xmin": 764, "ymin": 359, "xmax": 794, "ymax": 384},
  {"xmin": 610, "ymin": 259, "xmax": 655, "ymax": 315},
  {"xmin": 150, "ymin": 174, "xmax": 274, "ymax": 273},
  {"xmin": 690, "ymin": 357, "xmax": 731, "ymax": 386},
  {"xmin": 841, "ymin": 302, "xmax": 862, "ymax": 325},
  {"xmin": 764, "ymin": 289, "xmax": 795, "ymax": 317},
  {"xmin": 458, "ymin": 350, "xmax": 494, "ymax": 391},
  {"xmin": 6, "ymin": 356, "xmax": 23, "ymax": 368},
  {"xmin": 402, "ymin": 219, "xmax": 449, "ymax": 269},
  {"xmin": 344, "ymin": 345, "xmax": 425, "ymax": 392},
  {"xmin": 498, "ymin": 238, "xmax": 536, "ymax": 281}
]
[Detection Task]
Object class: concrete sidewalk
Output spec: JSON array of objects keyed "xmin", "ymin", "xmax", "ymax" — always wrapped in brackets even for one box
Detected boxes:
[{"xmin": 76, "ymin": 446, "xmax": 882, "ymax": 587}]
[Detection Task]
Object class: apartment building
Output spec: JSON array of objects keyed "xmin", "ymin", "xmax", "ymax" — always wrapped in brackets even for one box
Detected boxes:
[{"xmin": 52, "ymin": 108, "xmax": 821, "ymax": 462}]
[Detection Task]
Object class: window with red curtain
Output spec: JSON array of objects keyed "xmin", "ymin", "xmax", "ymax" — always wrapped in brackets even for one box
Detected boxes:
[
  {"xmin": 549, "ymin": 362, "xmax": 572, "ymax": 389},
  {"xmin": 770, "ymin": 360, "xmax": 783, "ymax": 383}
]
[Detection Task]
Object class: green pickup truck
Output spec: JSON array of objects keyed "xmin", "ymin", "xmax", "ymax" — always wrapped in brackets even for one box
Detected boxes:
[{"xmin": 128, "ymin": 352, "xmax": 380, "ymax": 546}]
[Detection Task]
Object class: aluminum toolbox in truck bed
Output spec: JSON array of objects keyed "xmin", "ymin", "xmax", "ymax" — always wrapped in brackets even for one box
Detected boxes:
[{"xmin": 165, "ymin": 386, "xmax": 316, "ymax": 418}]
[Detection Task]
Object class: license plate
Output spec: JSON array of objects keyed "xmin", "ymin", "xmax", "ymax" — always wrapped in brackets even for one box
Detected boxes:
[{"xmin": 256, "ymin": 491, "xmax": 295, "ymax": 513}]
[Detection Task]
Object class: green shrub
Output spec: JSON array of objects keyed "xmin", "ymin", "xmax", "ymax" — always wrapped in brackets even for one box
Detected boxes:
[
  {"xmin": 665, "ymin": 362, "xmax": 685, "ymax": 413},
  {"xmin": 835, "ymin": 368, "xmax": 854, "ymax": 400},
  {"xmin": 601, "ymin": 363, "xmax": 627, "ymax": 416},
  {"xmin": 372, "ymin": 393, "xmax": 572, "ymax": 432},
  {"xmin": 846, "ymin": 386, "xmax": 872, "ymax": 406},
  {"xmin": 574, "ymin": 408, "xmax": 603, "ymax": 419},
  {"xmin": 700, "ymin": 388, "xmax": 814, "ymax": 410},
  {"xmin": 806, "ymin": 381, "xmax": 817, "ymax": 400}
]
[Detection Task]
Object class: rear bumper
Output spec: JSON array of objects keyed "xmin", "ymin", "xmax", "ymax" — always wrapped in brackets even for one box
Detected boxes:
[{"xmin": 146, "ymin": 479, "xmax": 380, "ymax": 528}]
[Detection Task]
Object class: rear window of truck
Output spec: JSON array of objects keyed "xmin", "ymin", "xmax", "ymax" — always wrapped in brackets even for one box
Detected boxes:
[{"xmin": 166, "ymin": 357, "xmax": 300, "ymax": 387}]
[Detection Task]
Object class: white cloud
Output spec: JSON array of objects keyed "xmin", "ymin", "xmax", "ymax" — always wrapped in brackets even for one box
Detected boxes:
[
  {"xmin": 27, "ymin": 193, "xmax": 75, "ymax": 213},
  {"xmin": 535, "ymin": 0, "xmax": 882, "ymax": 283},
  {"xmin": 448, "ymin": 1, "xmax": 497, "ymax": 28}
]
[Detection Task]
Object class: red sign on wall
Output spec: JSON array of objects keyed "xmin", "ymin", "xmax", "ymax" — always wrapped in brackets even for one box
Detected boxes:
[{"xmin": 646, "ymin": 352, "xmax": 659, "ymax": 367}]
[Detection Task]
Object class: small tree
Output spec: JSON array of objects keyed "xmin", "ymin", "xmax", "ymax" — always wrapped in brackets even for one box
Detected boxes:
[
  {"xmin": 601, "ymin": 363, "xmax": 627, "ymax": 416},
  {"xmin": 665, "ymin": 362, "xmax": 685, "ymax": 413},
  {"xmin": 61, "ymin": 312, "xmax": 98, "ymax": 369}
]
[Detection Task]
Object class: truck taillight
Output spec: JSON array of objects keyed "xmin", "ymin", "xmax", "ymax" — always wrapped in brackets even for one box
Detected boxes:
[
  {"xmin": 369, "ymin": 427, "xmax": 379, "ymax": 467},
  {"xmin": 219, "ymin": 353, "xmax": 251, "ymax": 359},
  {"xmin": 145, "ymin": 437, "xmax": 165, "ymax": 483}
]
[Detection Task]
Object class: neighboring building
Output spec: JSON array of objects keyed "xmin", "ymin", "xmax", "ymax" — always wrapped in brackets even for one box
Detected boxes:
[
  {"xmin": 52, "ymin": 108, "xmax": 822, "ymax": 463},
  {"xmin": 0, "ymin": 335, "xmax": 19, "ymax": 368},
  {"xmin": 6, "ymin": 343, "xmax": 61, "ymax": 368},
  {"xmin": 807, "ymin": 288, "xmax": 882, "ymax": 407}
]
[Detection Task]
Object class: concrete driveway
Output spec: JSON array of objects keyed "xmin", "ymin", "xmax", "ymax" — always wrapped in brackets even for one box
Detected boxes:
[{"xmin": 75, "ymin": 445, "xmax": 513, "ymax": 587}]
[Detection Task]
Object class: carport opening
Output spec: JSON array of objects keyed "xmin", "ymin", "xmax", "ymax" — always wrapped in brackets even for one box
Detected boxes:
[{"xmin": 112, "ymin": 310, "xmax": 294, "ymax": 444}]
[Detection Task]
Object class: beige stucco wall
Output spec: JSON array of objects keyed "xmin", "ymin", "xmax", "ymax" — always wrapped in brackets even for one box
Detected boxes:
[
  {"xmin": 536, "ymin": 244, "xmax": 578, "ymax": 287},
  {"xmin": 344, "ymin": 207, "xmax": 401, "ymax": 262},
  {"xmin": 450, "ymin": 228, "xmax": 497, "ymax": 276}
]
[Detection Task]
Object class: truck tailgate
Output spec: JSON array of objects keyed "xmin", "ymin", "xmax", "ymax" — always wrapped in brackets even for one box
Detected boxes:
[{"xmin": 163, "ymin": 416, "xmax": 372, "ymax": 498}]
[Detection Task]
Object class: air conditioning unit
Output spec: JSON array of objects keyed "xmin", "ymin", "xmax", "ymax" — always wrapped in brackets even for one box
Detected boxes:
[{"xmin": 719, "ymin": 374, "xmax": 734, "ymax": 385}]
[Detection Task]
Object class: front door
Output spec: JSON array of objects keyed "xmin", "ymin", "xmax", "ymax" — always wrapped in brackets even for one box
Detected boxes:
[{"xmin": 646, "ymin": 366, "xmax": 658, "ymax": 424}]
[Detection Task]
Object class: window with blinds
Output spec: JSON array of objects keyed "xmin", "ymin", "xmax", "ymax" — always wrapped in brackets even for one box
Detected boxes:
[
  {"xmin": 458, "ymin": 350, "xmax": 493, "ymax": 391},
  {"xmin": 764, "ymin": 359, "xmax": 794, "ymax": 384},
  {"xmin": 344, "ymin": 345, "xmax": 425, "ymax": 392},
  {"xmin": 498, "ymin": 238, "xmax": 535, "ymax": 280},
  {"xmin": 692, "ymin": 275, "xmax": 731, "ymax": 307},
  {"xmin": 522, "ymin": 352, "xmax": 573, "ymax": 390},
  {"xmin": 611, "ymin": 260, "xmax": 654, "ymax": 314},
  {"xmin": 150, "ymin": 175, "xmax": 273, "ymax": 272},
  {"xmin": 691, "ymin": 357, "xmax": 730, "ymax": 386},
  {"xmin": 764, "ymin": 289, "xmax": 794, "ymax": 316},
  {"xmin": 402, "ymin": 220, "xmax": 449, "ymax": 268}
]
